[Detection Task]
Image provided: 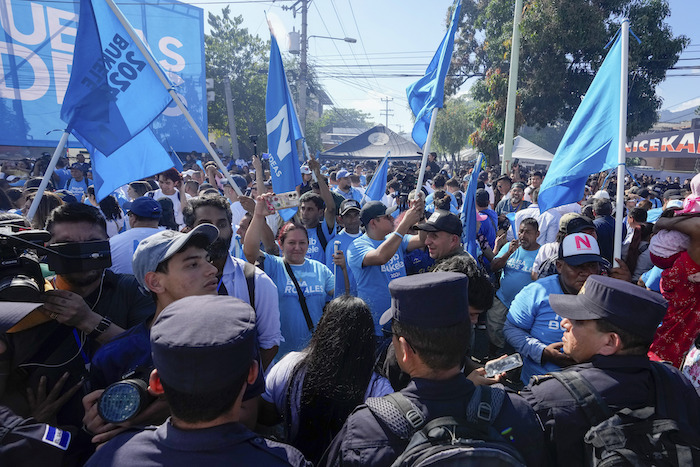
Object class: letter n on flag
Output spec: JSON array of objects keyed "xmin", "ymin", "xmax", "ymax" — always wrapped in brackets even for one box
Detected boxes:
[
  {"xmin": 266, "ymin": 30, "xmax": 303, "ymax": 220},
  {"xmin": 60, "ymin": 0, "xmax": 172, "ymax": 156}
]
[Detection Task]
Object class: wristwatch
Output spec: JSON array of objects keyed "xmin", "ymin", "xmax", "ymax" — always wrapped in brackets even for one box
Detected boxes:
[{"xmin": 87, "ymin": 316, "xmax": 112, "ymax": 339}]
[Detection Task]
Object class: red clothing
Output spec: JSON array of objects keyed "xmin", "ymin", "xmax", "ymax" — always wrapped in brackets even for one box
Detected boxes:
[{"xmin": 649, "ymin": 251, "xmax": 700, "ymax": 366}]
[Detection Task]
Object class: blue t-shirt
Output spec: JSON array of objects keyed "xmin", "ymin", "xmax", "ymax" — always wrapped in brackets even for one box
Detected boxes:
[
  {"xmin": 263, "ymin": 253, "xmax": 334, "ymax": 358},
  {"xmin": 54, "ymin": 168, "xmax": 72, "ymax": 190},
  {"xmin": 504, "ymin": 274, "xmax": 567, "ymax": 384},
  {"xmin": 495, "ymin": 244, "xmax": 539, "ymax": 307},
  {"xmin": 324, "ymin": 229, "xmax": 360, "ymax": 297},
  {"xmin": 404, "ymin": 247, "xmax": 434, "ymax": 275},
  {"xmin": 641, "ymin": 265, "xmax": 663, "ymax": 292},
  {"xmin": 347, "ymin": 233, "xmax": 412, "ymax": 334},
  {"xmin": 306, "ymin": 219, "xmax": 335, "ymax": 263},
  {"xmin": 65, "ymin": 178, "xmax": 89, "ymax": 199},
  {"xmin": 334, "ymin": 186, "xmax": 363, "ymax": 203},
  {"xmin": 425, "ymin": 191, "xmax": 459, "ymax": 214}
]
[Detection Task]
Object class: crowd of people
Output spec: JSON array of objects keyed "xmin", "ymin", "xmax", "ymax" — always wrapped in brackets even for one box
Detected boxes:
[{"xmin": 0, "ymin": 149, "xmax": 699, "ymax": 466}]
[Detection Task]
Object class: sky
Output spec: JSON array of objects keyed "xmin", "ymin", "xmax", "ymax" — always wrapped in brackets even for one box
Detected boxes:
[{"xmin": 185, "ymin": 0, "xmax": 700, "ymax": 136}]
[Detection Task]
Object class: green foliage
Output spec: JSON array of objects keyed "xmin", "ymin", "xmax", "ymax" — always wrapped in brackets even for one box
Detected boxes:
[
  {"xmin": 433, "ymin": 96, "xmax": 477, "ymax": 156},
  {"xmin": 205, "ymin": 7, "xmax": 268, "ymax": 156},
  {"xmin": 448, "ymin": 0, "xmax": 688, "ymax": 157}
]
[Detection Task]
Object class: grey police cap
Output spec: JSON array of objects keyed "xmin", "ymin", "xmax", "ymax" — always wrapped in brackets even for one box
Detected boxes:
[
  {"xmin": 132, "ymin": 224, "xmax": 218, "ymax": 291},
  {"xmin": 151, "ymin": 295, "xmax": 256, "ymax": 393}
]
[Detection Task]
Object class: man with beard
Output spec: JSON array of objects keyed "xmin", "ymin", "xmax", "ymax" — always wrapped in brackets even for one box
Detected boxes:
[
  {"xmin": 183, "ymin": 195, "xmax": 281, "ymax": 369},
  {"xmin": 0, "ymin": 204, "xmax": 154, "ymax": 448}
]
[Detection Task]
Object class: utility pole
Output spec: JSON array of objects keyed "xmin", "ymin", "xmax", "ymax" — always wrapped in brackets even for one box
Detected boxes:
[
  {"xmin": 223, "ymin": 76, "xmax": 240, "ymax": 160},
  {"xmin": 501, "ymin": 0, "xmax": 524, "ymax": 175},
  {"xmin": 380, "ymin": 97, "xmax": 393, "ymax": 128},
  {"xmin": 299, "ymin": 0, "xmax": 308, "ymax": 133}
]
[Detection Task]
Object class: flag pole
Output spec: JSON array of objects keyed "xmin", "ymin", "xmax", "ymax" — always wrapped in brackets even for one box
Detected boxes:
[
  {"xmin": 414, "ymin": 108, "xmax": 439, "ymax": 199},
  {"xmin": 103, "ymin": 0, "xmax": 242, "ymax": 195},
  {"xmin": 613, "ymin": 19, "xmax": 629, "ymax": 266},
  {"xmin": 27, "ymin": 131, "xmax": 70, "ymax": 221}
]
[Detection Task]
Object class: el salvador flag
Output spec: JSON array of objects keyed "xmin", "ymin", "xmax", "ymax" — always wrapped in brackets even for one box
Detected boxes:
[
  {"xmin": 60, "ymin": 0, "xmax": 172, "ymax": 156},
  {"xmin": 266, "ymin": 30, "xmax": 304, "ymax": 220}
]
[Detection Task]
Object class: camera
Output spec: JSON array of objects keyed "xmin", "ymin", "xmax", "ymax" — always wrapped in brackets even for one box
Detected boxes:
[
  {"xmin": 98, "ymin": 367, "xmax": 154, "ymax": 423},
  {"xmin": 248, "ymin": 134, "xmax": 258, "ymax": 143},
  {"xmin": 0, "ymin": 221, "xmax": 112, "ymax": 304}
]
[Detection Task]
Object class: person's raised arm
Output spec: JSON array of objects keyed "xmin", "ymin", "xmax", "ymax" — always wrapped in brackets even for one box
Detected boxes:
[
  {"xmin": 252, "ymin": 155, "xmax": 266, "ymax": 197},
  {"xmin": 308, "ymin": 157, "xmax": 335, "ymax": 231},
  {"xmin": 362, "ymin": 202, "xmax": 421, "ymax": 266},
  {"xmin": 243, "ymin": 194, "xmax": 276, "ymax": 264},
  {"xmin": 490, "ymin": 239, "xmax": 519, "ymax": 272}
]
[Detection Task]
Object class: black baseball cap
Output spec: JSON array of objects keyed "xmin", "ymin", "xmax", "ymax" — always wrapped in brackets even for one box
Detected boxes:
[
  {"xmin": 415, "ymin": 210, "xmax": 462, "ymax": 236},
  {"xmin": 360, "ymin": 201, "xmax": 397, "ymax": 226},
  {"xmin": 549, "ymin": 275, "xmax": 667, "ymax": 342},
  {"xmin": 339, "ymin": 199, "xmax": 361, "ymax": 216},
  {"xmin": 151, "ymin": 295, "xmax": 256, "ymax": 393},
  {"xmin": 565, "ymin": 216, "xmax": 595, "ymax": 235},
  {"xmin": 475, "ymin": 189, "xmax": 490, "ymax": 207},
  {"xmin": 380, "ymin": 272, "xmax": 469, "ymax": 327}
]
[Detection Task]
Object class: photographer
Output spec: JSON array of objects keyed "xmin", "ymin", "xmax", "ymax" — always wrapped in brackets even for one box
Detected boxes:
[{"xmin": 0, "ymin": 204, "xmax": 154, "ymax": 433}]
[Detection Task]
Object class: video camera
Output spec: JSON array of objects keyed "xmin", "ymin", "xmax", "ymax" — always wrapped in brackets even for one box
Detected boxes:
[
  {"xmin": 98, "ymin": 366, "xmax": 154, "ymax": 424},
  {"xmin": 0, "ymin": 221, "xmax": 111, "ymax": 303}
]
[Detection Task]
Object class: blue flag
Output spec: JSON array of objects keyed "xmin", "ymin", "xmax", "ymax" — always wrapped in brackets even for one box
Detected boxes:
[
  {"xmin": 60, "ymin": 0, "xmax": 172, "ymax": 156},
  {"xmin": 364, "ymin": 152, "xmax": 390, "ymax": 203},
  {"xmin": 266, "ymin": 32, "xmax": 304, "ymax": 221},
  {"xmin": 538, "ymin": 34, "xmax": 623, "ymax": 213},
  {"xmin": 461, "ymin": 154, "xmax": 485, "ymax": 258},
  {"xmin": 75, "ymin": 128, "xmax": 176, "ymax": 201},
  {"xmin": 406, "ymin": 1, "xmax": 461, "ymax": 148}
]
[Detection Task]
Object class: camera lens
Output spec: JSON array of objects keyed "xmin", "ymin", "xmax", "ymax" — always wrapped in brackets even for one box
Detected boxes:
[{"xmin": 98, "ymin": 379, "xmax": 149, "ymax": 423}]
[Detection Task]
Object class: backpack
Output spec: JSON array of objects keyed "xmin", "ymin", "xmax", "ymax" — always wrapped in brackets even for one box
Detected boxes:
[
  {"xmin": 316, "ymin": 223, "xmax": 328, "ymax": 252},
  {"xmin": 550, "ymin": 363, "xmax": 700, "ymax": 466},
  {"xmin": 364, "ymin": 386, "xmax": 525, "ymax": 466}
]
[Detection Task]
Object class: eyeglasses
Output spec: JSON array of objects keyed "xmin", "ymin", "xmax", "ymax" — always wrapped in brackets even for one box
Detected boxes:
[{"xmin": 384, "ymin": 330, "xmax": 417, "ymax": 353}]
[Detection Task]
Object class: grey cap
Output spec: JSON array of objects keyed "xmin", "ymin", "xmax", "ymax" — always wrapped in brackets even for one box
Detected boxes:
[
  {"xmin": 151, "ymin": 295, "xmax": 256, "ymax": 393},
  {"xmin": 132, "ymin": 224, "xmax": 218, "ymax": 291}
]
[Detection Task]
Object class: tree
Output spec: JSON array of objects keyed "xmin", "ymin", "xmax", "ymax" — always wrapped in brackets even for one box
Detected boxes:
[
  {"xmin": 305, "ymin": 108, "xmax": 373, "ymax": 154},
  {"xmin": 448, "ymin": 0, "xmax": 688, "ymax": 158},
  {"xmin": 433, "ymin": 96, "xmax": 477, "ymax": 159},
  {"xmin": 205, "ymin": 7, "xmax": 268, "ymax": 157}
]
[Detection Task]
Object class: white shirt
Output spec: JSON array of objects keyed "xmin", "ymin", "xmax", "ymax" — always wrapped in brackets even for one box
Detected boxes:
[
  {"xmin": 108, "ymin": 227, "xmax": 163, "ymax": 274},
  {"xmin": 152, "ymin": 189, "xmax": 191, "ymax": 228},
  {"xmin": 220, "ymin": 255, "xmax": 282, "ymax": 350},
  {"xmin": 536, "ymin": 208, "xmax": 562, "ymax": 245}
]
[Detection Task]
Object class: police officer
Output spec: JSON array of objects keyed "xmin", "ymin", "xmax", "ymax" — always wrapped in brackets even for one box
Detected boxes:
[
  {"xmin": 85, "ymin": 295, "xmax": 310, "ymax": 466},
  {"xmin": 0, "ymin": 303, "xmax": 79, "ymax": 466},
  {"xmin": 321, "ymin": 273, "xmax": 544, "ymax": 466},
  {"xmin": 521, "ymin": 275, "xmax": 700, "ymax": 467}
]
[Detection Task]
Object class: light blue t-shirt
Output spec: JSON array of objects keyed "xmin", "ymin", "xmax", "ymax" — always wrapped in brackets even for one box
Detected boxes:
[
  {"xmin": 504, "ymin": 274, "xmax": 567, "ymax": 384},
  {"xmin": 65, "ymin": 178, "xmax": 89, "ymax": 200},
  {"xmin": 263, "ymin": 253, "xmax": 334, "ymax": 358},
  {"xmin": 425, "ymin": 191, "xmax": 459, "ymax": 214},
  {"xmin": 495, "ymin": 244, "xmax": 539, "ymax": 307},
  {"xmin": 324, "ymin": 229, "xmax": 360, "ymax": 297},
  {"xmin": 334, "ymin": 186, "xmax": 364, "ymax": 203},
  {"xmin": 347, "ymin": 233, "xmax": 412, "ymax": 334},
  {"xmin": 306, "ymin": 219, "xmax": 336, "ymax": 263}
]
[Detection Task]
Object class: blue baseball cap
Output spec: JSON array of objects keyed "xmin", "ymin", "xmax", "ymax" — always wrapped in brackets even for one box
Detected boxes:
[
  {"xmin": 549, "ymin": 275, "xmax": 667, "ymax": 341},
  {"xmin": 125, "ymin": 196, "xmax": 162, "ymax": 219}
]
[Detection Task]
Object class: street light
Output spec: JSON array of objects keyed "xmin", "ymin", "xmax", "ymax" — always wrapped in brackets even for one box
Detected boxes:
[{"xmin": 308, "ymin": 35, "xmax": 357, "ymax": 43}]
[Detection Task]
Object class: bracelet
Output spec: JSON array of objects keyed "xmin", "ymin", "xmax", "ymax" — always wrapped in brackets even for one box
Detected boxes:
[
  {"xmin": 87, "ymin": 316, "xmax": 112, "ymax": 340},
  {"xmin": 392, "ymin": 231, "xmax": 404, "ymax": 240}
]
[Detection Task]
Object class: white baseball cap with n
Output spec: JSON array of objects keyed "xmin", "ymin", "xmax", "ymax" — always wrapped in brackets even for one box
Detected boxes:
[{"xmin": 559, "ymin": 233, "xmax": 607, "ymax": 266}]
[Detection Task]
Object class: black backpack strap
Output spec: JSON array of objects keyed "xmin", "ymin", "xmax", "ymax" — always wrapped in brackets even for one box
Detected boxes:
[
  {"xmin": 243, "ymin": 261, "xmax": 256, "ymax": 311},
  {"xmin": 550, "ymin": 370, "xmax": 612, "ymax": 426},
  {"xmin": 466, "ymin": 385, "xmax": 506, "ymax": 434},
  {"xmin": 283, "ymin": 260, "xmax": 314, "ymax": 332},
  {"xmin": 365, "ymin": 393, "xmax": 425, "ymax": 440},
  {"xmin": 316, "ymin": 223, "xmax": 328, "ymax": 252}
]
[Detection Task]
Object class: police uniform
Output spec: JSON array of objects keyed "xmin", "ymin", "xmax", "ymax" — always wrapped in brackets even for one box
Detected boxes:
[
  {"xmin": 520, "ymin": 275, "xmax": 700, "ymax": 467},
  {"xmin": 321, "ymin": 273, "xmax": 545, "ymax": 467},
  {"xmin": 321, "ymin": 375, "xmax": 544, "ymax": 466},
  {"xmin": 85, "ymin": 419, "xmax": 309, "ymax": 466},
  {"xmin": 0, "ymin": 406, "xmax": 77, "ymax": 467},
  {"xmin": 84, "ymin": 294, "xmax": 310, "ymax": 467},
  {"xmin": 521, "ymin": 356, "xmax": 700, "ymax": 467}
]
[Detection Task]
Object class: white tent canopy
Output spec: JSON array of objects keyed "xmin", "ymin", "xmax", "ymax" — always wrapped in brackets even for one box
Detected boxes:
[{"xmin": 498, "ymin": 136, "xmax": 554, "ymax": 167}]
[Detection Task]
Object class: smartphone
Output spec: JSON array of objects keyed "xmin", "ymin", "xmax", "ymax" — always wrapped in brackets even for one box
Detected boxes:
[
  {"xmin": 270, "ymin": 191, "xmax": 300, "ymax": 210},
  {"xmin": 484, "ymin": 353, "xmax": 523, "ymax": 378}
]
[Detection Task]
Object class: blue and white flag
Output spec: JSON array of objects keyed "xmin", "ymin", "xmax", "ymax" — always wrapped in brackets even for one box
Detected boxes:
[
  {"xmin": 406, "ymin": 0, "xmax": 461, "ymax": 149},
  {"xmin": 538, "ymin": 34, "xmax": 623, "ymax": 212},
  {"xmin": 60, "ymin": 0, "xmax": 172, "ymax": 156},
  {"xmin": 364, "ymin": 152, "xmax": 390, "ymax": 203},
  {"xmin": 75, "ymin": 128, "xmax": 176, "ymax": 201},
  {"xmin": 266, "ymin": 31, "xmax": 304, "ymax": 221},
  {"xmin": 461, "ymin": 153, "xmax": 485, "ymax": 258}
]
